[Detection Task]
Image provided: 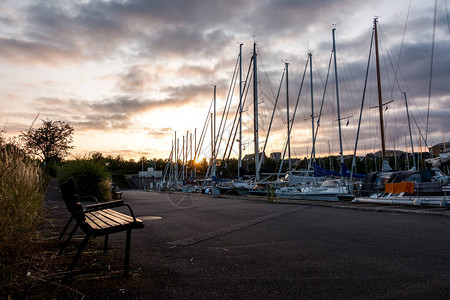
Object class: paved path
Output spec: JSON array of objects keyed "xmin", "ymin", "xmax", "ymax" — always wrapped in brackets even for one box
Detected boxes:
[{"xmin": 92, "ymin": 190, "xmax": 450, "ymax": 299}]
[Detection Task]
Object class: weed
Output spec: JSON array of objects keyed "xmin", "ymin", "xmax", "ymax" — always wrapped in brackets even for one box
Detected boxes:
[{"xmin": 0, "ymin": 138, "xmax": 47, "ymax": 281}]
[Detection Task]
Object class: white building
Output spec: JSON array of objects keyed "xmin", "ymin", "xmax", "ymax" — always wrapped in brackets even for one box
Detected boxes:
[{"xmin": 139, "ymin": 167, "xmax": 162, "ymax": 178}]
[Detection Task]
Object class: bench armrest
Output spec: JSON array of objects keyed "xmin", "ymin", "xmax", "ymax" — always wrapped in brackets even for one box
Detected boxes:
[
  {"xmin": 78, "ymin": 195, "xmax": 98, "ymax": 203},
  {"xmin": 122, "ymin": 203, "xmax": 138, "ymax": 223},
  {"xmin": 85, "ymin": 200, "xmax": 124, "ymax": 210}
]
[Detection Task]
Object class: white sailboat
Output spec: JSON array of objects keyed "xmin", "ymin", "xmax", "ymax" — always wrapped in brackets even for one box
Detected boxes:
[{"xmin": 275, "ymin": 27, "xmax": 357, "ymax": 201}]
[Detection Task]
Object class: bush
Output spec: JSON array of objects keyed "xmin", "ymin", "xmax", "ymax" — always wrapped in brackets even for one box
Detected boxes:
[
  {"xmin": 0, "ymin": 142, "xmax": 47, "ymax": 271},
  {"xmin": 58, "ymin": 157, "xmax": 111, "ymax": 201}
]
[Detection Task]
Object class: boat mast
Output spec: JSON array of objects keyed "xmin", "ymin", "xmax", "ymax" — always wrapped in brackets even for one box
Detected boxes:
[
  {"xmin": 309, "ymin": 51, "xmax": 316, "ymax": 183},
  {"xmin": 404, "ymin": 92, "xmax": 416, "ymax": 170},
  {"xmin": 374, "ymin": 17, "xmax": 387, "ymax": 162},
  {"xmin": 332, "ymin": 27, "xmax": 345, "ymax": 175},
  {"xmin": 213, "ymin": 85, "xmax": 217, "ymax": 177},
  {"xmin": 174, "ymin": 131, "xmax": 178, "ymax": 187},
  {"xmin": 253, "ymin": 42, "xmax": 260, "ymax": 182},
  {"xmin": 210, "ymin": 112, "xmax": 214, "ymax": 176},
  {"xmin": 286, "ymin": 62, "xmax": 291, "ymax": 173},
  {"xmin": 182, "ymin": 135, "xmax": 185, "ymax": 182},
  {"xmin": 194, "ymin": 128, "xmax": 197, "ymax": 179},
  {"xmin": 189, "ymin": 131, "xmax": 192, "ymax": 180},
  {"xmin": 238, "ymin": 43, "xmax": 243, "ymax": 180}
]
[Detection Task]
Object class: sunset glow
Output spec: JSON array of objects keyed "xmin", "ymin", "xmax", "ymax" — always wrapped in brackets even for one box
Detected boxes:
[{"xmin": 1, "ymin": 0, "xmax": 449, "ymax": 160}]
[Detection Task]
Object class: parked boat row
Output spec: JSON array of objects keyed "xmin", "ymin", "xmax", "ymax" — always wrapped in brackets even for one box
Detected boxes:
[{"xmin": 158, "ymin": 17, "xmax": 449, "ymax": 209}]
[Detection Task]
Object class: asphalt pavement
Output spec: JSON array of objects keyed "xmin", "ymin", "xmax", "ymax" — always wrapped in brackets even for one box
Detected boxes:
[{"xmin": 98, "ymin": 190, "xmax": 450, "ymax": 299}]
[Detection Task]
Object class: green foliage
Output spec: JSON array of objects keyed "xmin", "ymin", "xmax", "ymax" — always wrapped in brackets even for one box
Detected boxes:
[
  {"xmin": 0, "ymin": 136, "xmax": 46, "ymax": 272},
  {"xmin": 58, "ymin": 157, "xmax": 111, "ymax": 201}
]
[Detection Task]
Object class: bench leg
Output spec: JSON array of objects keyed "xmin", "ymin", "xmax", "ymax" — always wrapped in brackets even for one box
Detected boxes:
[
  {"xmin": 124, "ymin": 229, "xmax": 131, "ymax": 278},
  {"xmin": 68, "ymin": 233, "xmax": 91, "ymax": 273},
  {"xmin": 59, "ymin": 215, "xmax": 73, "ymax": 240},
  {"xmin": 59, "ymin": 223, "xmax": 78, "ymax": 255},
  {"xmin": 104, "ymin": 234, "xmax": 109, "ymax": 252}
]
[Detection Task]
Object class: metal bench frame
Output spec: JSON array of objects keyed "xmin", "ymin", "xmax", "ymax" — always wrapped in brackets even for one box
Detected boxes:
[{"xmin": 58, "ymin": 177, "xmax": 144, "ymax": 278}]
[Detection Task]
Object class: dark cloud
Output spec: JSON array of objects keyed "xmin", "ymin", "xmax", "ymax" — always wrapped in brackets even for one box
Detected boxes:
[
  {"xmin": 0, "ymin": 37, "xmax": 82, "ymax": 65},
  {"xmin": 143, "ymin": 27, "xmax": 232, "ymax": 59},
  {"xmin": 118, "ymin": 65, "xmax": 151, "ymax": 93},
  {"xmin": 1, "ymin": 0, "xmax": 449, "ymax": 159},
  {"xmin": 162, "ymin": 83, "xmax": 221, "ymax": 107}
]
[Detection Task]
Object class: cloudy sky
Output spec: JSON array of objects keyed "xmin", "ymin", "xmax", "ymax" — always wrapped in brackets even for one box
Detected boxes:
[{"xmin": 1, "ymin": 0, "xmax": 449, "ymax": 161}]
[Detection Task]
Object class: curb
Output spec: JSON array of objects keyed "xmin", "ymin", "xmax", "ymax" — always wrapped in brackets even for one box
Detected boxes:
[{"xmin": 273, "ymin": 199, "xmax": 450, "ymax": 217}]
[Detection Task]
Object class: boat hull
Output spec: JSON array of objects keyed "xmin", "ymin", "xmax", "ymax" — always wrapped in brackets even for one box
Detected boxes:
[{"xmin": 353, "ymin": 195, "xmax": 448, "ymax": 207}]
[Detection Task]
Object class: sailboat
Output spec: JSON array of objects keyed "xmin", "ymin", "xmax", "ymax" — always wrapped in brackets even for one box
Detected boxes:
[
  {"xmin": 275, "ymin": 27, "xmax": 361, "ymax": 201},
  {"xmin": 353, "ymin": 18, "xmax": 449, "ymax": 207}
]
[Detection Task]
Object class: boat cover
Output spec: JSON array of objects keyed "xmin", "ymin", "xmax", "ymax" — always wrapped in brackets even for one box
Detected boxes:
[{"xmin": 313, "ymin": 162, "xmax": 366, "ymax": 179}]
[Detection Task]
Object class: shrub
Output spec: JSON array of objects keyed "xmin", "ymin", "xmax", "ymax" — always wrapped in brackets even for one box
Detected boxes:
[
  {"xmin": 0, "ymin": 141, "xmax": 46, "ymax": 271},
  {"xmin": 58, "ymin": 157, "xmax": 111, "ymax": 201}
]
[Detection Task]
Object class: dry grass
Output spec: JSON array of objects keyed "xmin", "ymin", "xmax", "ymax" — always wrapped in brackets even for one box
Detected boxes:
[
  {"xmin": 0, "ymin": 140, "xmax": 47, "ymax": 281},
  {"xmin": 1, "ymin": 200, "xmax": 138, "ymax": 299}
]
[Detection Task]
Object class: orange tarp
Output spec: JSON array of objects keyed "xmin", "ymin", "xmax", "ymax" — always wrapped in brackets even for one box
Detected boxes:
[{"xmin": 385, "ymin": 182, "xmax": 415, "ymax": 194}]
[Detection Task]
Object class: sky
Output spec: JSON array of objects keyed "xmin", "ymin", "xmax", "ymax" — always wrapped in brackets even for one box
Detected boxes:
[{"xmin": 1, "ymin": 0, "xmax": 449, "ymax": 162}]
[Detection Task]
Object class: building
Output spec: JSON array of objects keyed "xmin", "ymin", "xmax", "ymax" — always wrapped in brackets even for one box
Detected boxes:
[
  {"xmin": 243, "ymin": 152, "xmax": 267, "ymax": 163},
  {"xmin": 429, "ymin": 142, "xmax": 450, "ymax": 156},
  {"xmin": 139, "ymin": 167, "xmax": 162, "ymax": 178},
  {"xmin": 270, "ymin": 152, "xmax": 281, "ymax": 161}
]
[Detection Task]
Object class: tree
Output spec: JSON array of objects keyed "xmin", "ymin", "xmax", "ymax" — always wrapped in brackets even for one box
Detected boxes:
[{"xmin": 21, "ymin": 119, "xmax": 74, "ymax": 164}]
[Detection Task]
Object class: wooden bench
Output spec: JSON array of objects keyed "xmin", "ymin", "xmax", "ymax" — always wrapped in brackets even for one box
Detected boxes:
[
  {"xmin": 112, "ymin": 190, "xmax": 123, "ymax": 199},
  {"xmin": 58, "ymin": 177, "xmax": 144, "ymax": 278}
]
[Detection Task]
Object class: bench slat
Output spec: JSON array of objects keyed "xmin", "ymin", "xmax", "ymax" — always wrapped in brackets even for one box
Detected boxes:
[
  {"xmin": 103, "ymin": 209, "xmax": 142, "ymax": 223},
  {"xmin": 94, "ymin": 209, "xmax": 133, "ymax": 226},
  {"xmin": 85, "ymin": 212, "xmax": 114, "ymax": 230},
  {"xmin": 86, "ymin": 212, "xmax": 124, "ymax": 229},
  {"xmin": 84, "ymin": 209, "xmax": 142, "ymax": 233}
]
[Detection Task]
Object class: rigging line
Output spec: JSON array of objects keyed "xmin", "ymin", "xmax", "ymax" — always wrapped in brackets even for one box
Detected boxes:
[
  {"xmin": 313, "ymin": 58, "xmax": 328, "ymax": 101},
  {"xmin": 426, "ymin": 0, "xmax": 438, "ymax": 146},
  {"xmin": 335, "ymin": 41, "xmax": 361, "ymax": 154},
  {"xmin": 216, "ymin": 72, "xmax": 238, "ymax": 162},
  {"xmin": 313, "ymin": 51, "xmax": 333, "ymax": 135},
  {"xmin": 256, "ymin": 69, "xmax": 285, "ymax": 173},
  {"xmin": 255, "ymin": 46, "xmax": 275, "ymax": 144},
  {"xmin": 277, "ymin": 58, "xmax": 309, "ymax": 179},
  {"xmin": 225, "ymin": 58, "xmax": 254, "ymax": 163},
  {"xmin": 214, "ymin": 56, "xmax": 239, "ymax": 158},
  {"xmin": 312, "ymin": 51, "xmax": 332, "ymax": 155},
  {"xmin": 378, "ymin": 24, "xmax": 397, "ymax": 133},
  {"xmin": 352, "ymin": 28, "xmax": 374, "ymax": 171},
  {"xmin": 446, "ymin": 0, "xmax": 450, "ymax": 34},
  {"xmin": 195, "ymin": 100, "xmax": 213, "ymax": 159},
  {"xmin": 217, "ymin": 68, "xmax": 239, "ymax": 161},
  {"xmin": 221, "ymin": 57, "xmax": 254, "ymax": 167},
  {"xmin": 386, "ymin": 52, "xmax": 427, "ymax": 138},
  {"xmin": 393, "ymin": 0, "xmax": 412, "ymax": 98},
  {"xmin": 256, "ymin": 45, "xmax": 277, "ymax": 101},
  {"xmin": 310, "ymin": 51, "xmax": 333, "ymax": 169},
  {"xmin": 273, "ymin": 67, "xmax": 292, "ymax": 147},
  {"xmin": 242, "ymin": 71, "xmax": 254, "ymax": 139},
  {"xmin": 256, "ymin": 46, "xmax": 281, "ymax": 147},
  {"xmin": 336, "ymin": 41, "xmax": 361, "ymax": 109}
]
